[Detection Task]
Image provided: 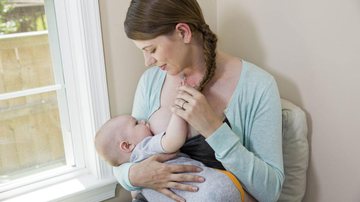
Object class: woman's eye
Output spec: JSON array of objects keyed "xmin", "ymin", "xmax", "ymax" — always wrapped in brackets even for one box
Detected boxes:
[{"xmin": 150, "ymin": 49, "xmax": 156, "ymax": 53}]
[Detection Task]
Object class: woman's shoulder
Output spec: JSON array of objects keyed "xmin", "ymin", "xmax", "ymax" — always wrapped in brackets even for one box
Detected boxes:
[
  {"xmin": 241, "ymin": 60, "xmax": 276, "ymax": 85},
  {"xmin": 228, "ymin": 60, "xmax": 280, "ymax": 113},
  {"xmin": 232, "ymin": 60, "xmax": 279, "ymax": 100},
  {"xmin": 139, "ymin": 66, "xmax": 166, "ymax": 85},
  {"xmin": 141, "ymin": 66, "xmax": 165, "ymax": 78}
]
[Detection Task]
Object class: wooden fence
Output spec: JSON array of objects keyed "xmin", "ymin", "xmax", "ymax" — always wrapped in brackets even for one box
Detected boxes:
[{"xmin": 0, "ymin": 32, "xmax": 65, "ymax": 178}]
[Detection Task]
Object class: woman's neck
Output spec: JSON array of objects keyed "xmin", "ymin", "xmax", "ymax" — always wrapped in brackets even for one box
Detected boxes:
[
  {"xmin": 181, "ymin": 51, "xmax": 226, "ymax": 89},
  {"xmin": 178, "ymin": 42, "xmax": 207, "ymax": 87}
]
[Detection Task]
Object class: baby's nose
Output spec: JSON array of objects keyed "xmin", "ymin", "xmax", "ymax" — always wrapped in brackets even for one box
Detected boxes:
[{"xmin": 139, "ymin": 120, "xmax": 146, "ymax": 125}]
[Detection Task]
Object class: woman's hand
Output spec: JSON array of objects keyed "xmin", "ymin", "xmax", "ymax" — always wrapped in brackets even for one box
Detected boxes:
[
  {"xmin": 129, "ymin": 153, "xmax": 205, "ymax": 202},
  {"xmin": 172, "ymin": 85, "xmax": 223, "ymax": 138}
]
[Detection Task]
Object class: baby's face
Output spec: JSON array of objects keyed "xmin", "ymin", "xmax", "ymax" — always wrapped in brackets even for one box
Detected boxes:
[{"xmin": 124, "ymin": 116, "xmax": 153, "ymax": 144}]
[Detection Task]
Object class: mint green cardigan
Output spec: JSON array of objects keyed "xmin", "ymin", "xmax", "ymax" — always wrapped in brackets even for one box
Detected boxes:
[{"xmin": 113, "ymin": 61, "xmax": 284, "ymax": 202}]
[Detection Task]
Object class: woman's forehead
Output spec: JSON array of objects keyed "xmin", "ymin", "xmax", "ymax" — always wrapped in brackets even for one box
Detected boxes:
[
  {"xmin": 133, "ymin": 40, "xmax": 153, "ymax": 50},
  {"xmin": 132, "ymin": 35, "xmax": 172, "ymax": 50}
]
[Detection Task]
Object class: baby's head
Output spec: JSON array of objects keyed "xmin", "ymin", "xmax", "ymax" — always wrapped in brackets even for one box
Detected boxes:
[{"xmin": 95, "ymin": 115, "xmax": 152, "ymax": 166}]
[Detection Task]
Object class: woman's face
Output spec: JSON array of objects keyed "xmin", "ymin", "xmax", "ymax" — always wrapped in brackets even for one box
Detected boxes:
[{"xmin": 133, "ymin": 31, "xmax": 191, "ymax": 76}]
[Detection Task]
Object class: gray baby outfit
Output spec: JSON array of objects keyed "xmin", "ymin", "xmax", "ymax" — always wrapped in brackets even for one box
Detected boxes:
[{"xmin": 130, "ymin": 133, "xmax": 242, "ymax": 202}]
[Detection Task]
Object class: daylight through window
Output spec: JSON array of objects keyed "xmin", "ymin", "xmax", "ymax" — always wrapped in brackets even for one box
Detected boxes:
[{"xmin": 0, "ymin": 0, "xmax": 68, "ymax": 183}]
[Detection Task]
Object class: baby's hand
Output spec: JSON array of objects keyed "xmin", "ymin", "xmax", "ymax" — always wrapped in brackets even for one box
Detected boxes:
[{"xmin": 179, "ymin": 73, "xmax": 198, "ymax": 88}]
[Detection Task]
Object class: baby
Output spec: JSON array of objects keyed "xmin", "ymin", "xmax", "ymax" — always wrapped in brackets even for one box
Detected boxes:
[{"xmin": 95, "ymin": 112, "xmax": 245, "ymax": 202}]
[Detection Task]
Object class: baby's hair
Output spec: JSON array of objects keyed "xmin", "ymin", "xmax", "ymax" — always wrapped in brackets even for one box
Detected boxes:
[{"xmin": 94, "ymin": 116, "xmax": 128, "ymax": 166}]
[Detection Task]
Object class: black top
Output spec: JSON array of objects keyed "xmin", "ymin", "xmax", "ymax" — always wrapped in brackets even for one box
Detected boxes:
[{"xmin": 180, "ymin": 117, "xmax": 232, "ymax": 170}]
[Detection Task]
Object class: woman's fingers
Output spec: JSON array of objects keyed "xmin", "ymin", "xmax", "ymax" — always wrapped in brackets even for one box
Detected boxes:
[
  {"xmin": 178, "ymin": 85, "xmax": 201, "ymax": 97},
  {"xmin": 168, "ymin": 163, "xmax": 203, "ymax": 173},
  {"xmin": 146, "ymin": 154, "xmax": 204, "ymax": 175},
  {"xmin": 174, "ymin": 98, "xmax": 187, "ymax": 109},
  {"xmin": 151, "ymin": 153, "xmax": 177, "ymax": 162},
  {"xmin": 170, "ymin": 173, "xmax": 205, "ymax": 183},
  {"xmin": 176, "ymin": 93, "xmax": 194, "ymax": 105},
  {"xmin": 129, "ymin": 153, "xmax": 205, "ymax": 190},
  {"xmin": 176, "ymin": 85, "xmax": 199, "ymax": 104},
  {"xmin": 158, "ymin": 188, "xmax": 185, "ymax": 202},
  {"xmin": 173, "ymin": 84, "xmax": 223, "ymax": 137},
  {"xmin": 168, "ymin": 181, "xmax": 199, "ymax": 192}
]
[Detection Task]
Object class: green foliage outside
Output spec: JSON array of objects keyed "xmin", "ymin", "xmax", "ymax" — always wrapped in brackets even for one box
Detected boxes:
[{"xmin": 0, "ymin": 0, "xmax": 47, "ymax": 35}]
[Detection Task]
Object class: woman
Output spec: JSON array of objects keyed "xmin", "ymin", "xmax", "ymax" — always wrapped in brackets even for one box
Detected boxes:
[{"xmin": 114, "ymin": 0, "xmax": 284, "ymax": 201}]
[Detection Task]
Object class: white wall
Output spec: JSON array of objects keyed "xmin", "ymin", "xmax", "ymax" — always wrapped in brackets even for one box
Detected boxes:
[
  {"xmin": 100, "ymin": 0, "xmax": 143, "ymax": 116},
  {"xmin": 100, "ymin": 0, "xmax": 360, "ymax": 201},
  {"xmin": 217, "ymin": 1, "xmax": 360, "ymax": 201}
]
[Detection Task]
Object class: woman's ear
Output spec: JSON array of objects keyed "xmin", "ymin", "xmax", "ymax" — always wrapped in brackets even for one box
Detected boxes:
[
  {"xmin": 175, "ymin": 23, "xmax": 192, "ymax": 43},
  {"xmin": 119, "ymin": 141, "xmax": 135, "ymax": 153}
]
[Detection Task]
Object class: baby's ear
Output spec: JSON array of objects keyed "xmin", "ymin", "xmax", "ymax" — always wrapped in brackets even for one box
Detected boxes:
[{"xmin": 119, "ymin": 141, "xmax": 135, "ymax": 153}]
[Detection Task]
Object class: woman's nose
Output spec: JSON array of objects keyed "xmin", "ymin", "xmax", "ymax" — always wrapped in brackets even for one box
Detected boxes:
[{"xmin": 144, "ymin": 53, "xmax": 156, "ymax": 67}]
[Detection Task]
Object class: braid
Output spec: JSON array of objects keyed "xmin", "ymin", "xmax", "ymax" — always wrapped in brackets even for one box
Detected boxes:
[{"xmin": 197, "ymin": 24, "xmax": 217, "ymax": 92}]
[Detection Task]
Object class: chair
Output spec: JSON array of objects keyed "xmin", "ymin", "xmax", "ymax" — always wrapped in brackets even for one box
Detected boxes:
[{"xmin": 278, "ymin": 99, "xmax": 309, "ymax": 202}]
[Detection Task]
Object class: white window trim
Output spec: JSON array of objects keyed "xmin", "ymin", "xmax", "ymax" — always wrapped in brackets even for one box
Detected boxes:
[
  {"xmin": 0, "ymin": 84, "xmax": 62, "ymax": 100},
  {"xmin": 0, "ymin": 0, "xmax": 117, "ymax": 201}
]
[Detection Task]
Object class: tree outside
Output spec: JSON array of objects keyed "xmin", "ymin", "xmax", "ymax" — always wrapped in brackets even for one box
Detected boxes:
[{"xmin": 0, "ymin": 0, "xmax": 46, "ymax": 35}]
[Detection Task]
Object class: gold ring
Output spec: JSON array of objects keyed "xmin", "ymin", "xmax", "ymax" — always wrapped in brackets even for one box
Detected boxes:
[{"xmin": 181, "ymin": 100, "xmax": 186, "ymax": 109}]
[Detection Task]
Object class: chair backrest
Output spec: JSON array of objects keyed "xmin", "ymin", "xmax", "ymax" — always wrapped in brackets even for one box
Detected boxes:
[{"xmin": 278, "ymin": 99, "xmax": 309, "ymax": 202}]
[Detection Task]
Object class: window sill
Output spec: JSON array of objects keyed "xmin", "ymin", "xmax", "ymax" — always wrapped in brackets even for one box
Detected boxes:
[{"xmin": 2, "ymin": 173, "xmax": 117, "ymax": 202}]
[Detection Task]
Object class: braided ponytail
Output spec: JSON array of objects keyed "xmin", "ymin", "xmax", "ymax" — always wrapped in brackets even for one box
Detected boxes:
[{"xmin": 197, "ymin": 24, "xmax": 218, "ymax": 92}]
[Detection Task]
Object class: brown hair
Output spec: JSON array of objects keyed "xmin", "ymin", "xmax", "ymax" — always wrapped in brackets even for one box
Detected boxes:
[{"xmin": 124, "ymin": 0, "xmax": 218, "ymax": 91}]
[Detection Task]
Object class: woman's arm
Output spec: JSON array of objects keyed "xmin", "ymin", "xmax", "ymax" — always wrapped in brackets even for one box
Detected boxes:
[
  {"xmin": 174, "ymin": 79, "xmax": 284, "ymax": 202},
  {"xmin": 113, "ymin": 154, "xmax": 203, "ymax": 201},
  {"xmin": 208, "ymin": 80, "xmax": 284, "ymax": 202}
]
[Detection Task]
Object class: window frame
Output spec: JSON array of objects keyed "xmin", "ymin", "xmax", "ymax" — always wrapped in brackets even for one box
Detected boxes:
[{"xmin": 0, "ymin": 0, "xmax": 117, "ymax": 201}]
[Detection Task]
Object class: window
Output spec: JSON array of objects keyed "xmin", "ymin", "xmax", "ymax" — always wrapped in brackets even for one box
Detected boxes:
[
  {"xmin": 0, "ymin": 0, "xmax": 68, "ymax": 184},
  {"xmin": 0, "ymin": 0, "xmax": 116, "ymax": 201}
]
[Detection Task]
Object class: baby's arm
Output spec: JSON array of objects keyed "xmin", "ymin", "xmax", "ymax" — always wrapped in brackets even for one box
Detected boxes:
[
  {"xmin": 161, "ymin": 76, "xmax": 188, "ymax": 153},
  {"xmin": 161, "ymin": 113, "xmax": 187, "ymax": 153}
]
